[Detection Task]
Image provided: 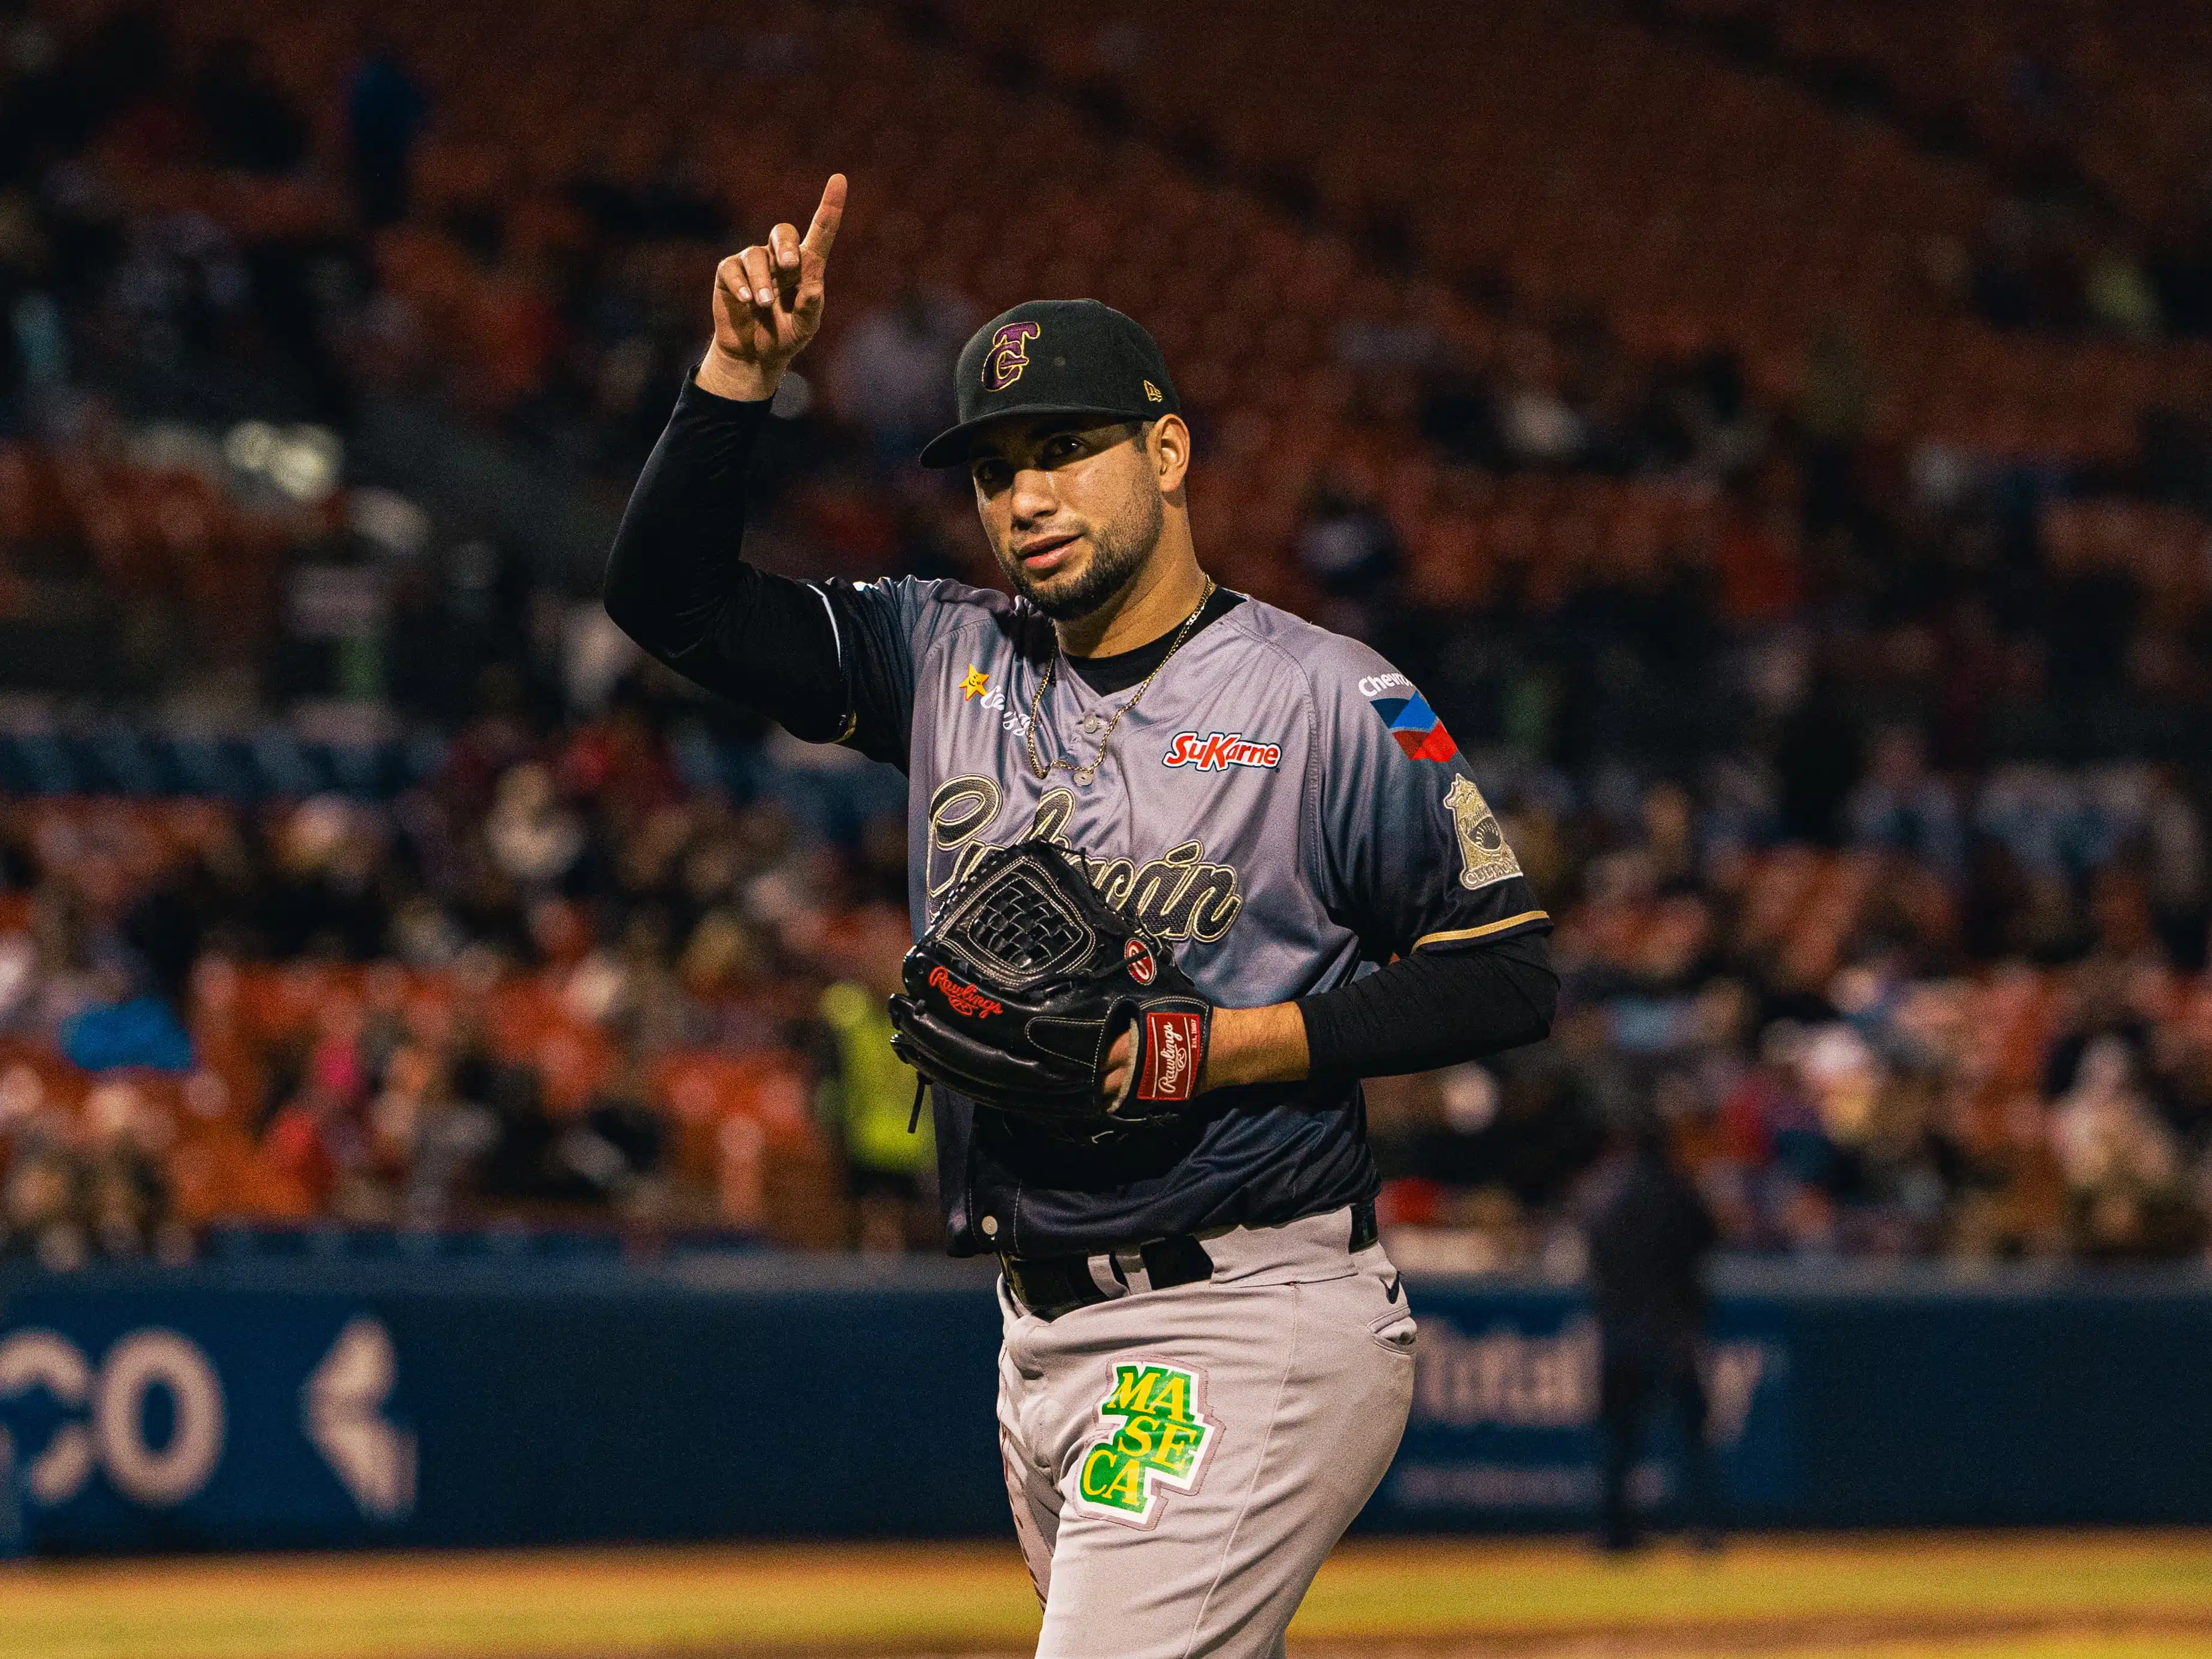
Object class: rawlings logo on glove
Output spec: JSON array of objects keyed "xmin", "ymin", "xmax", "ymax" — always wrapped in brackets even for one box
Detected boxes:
[
  {"xmin": 887, "ymin": 840, "xmax": 1215, "ymax": 1138},
  {"xmin": 928, "ymin": 965, "xmax": 1004, "ymax": 1019}
]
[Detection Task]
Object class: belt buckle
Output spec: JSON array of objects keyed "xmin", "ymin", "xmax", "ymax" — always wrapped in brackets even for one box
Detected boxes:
[{"xmin": 1109, "ymin": 1246, "xmax": 1152, "ymax": 1295}]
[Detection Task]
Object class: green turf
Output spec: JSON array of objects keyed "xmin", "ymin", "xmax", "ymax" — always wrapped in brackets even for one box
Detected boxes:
[
  {"xmin": 1291, "ymin": 1534, "xmax": 2212, "ymax": 1636},
  {"xmin": 0, "ymin": 1534, "xmax": 2206, "ymax": 1658}
]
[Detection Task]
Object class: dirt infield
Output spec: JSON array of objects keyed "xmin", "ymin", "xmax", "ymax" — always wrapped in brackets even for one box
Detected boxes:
[
  {"xmin": 2, "ymin": 1533, "xmax": 2210, "ymax": 1659},
  {"xmin": 684, "ymin": 1624, "xmax": 2212, "ymax": 1659},
  {"xmin": 709, "ymin": 1635, "xmax": 2212, "ymax": 1659},
  {"xmin": 1289, "ymin": 1617, "xmax": 2212, "ymax": 1658}
]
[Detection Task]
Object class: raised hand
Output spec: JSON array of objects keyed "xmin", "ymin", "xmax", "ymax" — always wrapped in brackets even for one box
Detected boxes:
[{"xmin": 700, "ymin": 172, "xmax": 846, "ymax": 402}]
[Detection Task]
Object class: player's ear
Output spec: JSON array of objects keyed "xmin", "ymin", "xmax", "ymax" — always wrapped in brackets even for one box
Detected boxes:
[{"xmin": 1151, "ymin": 414, "xmax": 1190, "ymax": 497}]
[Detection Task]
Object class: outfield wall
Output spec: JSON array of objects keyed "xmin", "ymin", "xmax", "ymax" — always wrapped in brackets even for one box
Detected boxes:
[{"xmin": 2, "ymin": 1255, "xmax": 2208, "ymax": 1553}]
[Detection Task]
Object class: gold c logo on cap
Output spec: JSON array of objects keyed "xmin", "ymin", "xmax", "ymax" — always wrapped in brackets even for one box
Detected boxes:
[{"xmin": 984, "ymin": 322, "xmax": 1042, "ymax": 391}]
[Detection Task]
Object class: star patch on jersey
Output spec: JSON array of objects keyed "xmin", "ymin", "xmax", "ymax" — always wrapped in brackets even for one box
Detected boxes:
[
  {"xmin": 1368, "ymin": 686, "xmax": 1460, "ymax": 762},
  {"xmin": 1073, "ymin": 1360, "xmax": 1220, "ymax": 1529},
  {"xmin": 959, "ymin": 665, "xmax": 991, "ymax": 701},
  {"xmin": 1444, "ymin": 775, "xmax": 1523, "ymax": 891}
]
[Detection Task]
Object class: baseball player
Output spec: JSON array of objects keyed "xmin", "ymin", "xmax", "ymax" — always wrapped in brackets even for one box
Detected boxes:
[{"xmin": 604, "ymin": 174, "xmax": 1557, "ymax": 1658}]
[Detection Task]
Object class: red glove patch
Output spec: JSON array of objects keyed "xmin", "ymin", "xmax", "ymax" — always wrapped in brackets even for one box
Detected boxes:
[{"xmin": 1138, "ymin": 1010, "xmax": 1204, "ymax": 1102}]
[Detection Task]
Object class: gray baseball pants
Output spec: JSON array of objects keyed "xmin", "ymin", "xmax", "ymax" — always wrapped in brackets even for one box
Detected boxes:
[{"xmin": 995, "ymin": 1206, "xmax": 1416, "ymax": 1658}]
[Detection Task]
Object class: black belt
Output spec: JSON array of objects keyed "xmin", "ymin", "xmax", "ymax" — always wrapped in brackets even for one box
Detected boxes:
[{"xmin": 1001, "ymin": 1199, "xmax": 1378, "ymax": 1321}]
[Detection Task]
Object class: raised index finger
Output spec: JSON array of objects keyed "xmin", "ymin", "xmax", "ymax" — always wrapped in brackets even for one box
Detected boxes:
[{"xmin": 799, "ymin": 172, "xmax": 847, "ymax": 267}]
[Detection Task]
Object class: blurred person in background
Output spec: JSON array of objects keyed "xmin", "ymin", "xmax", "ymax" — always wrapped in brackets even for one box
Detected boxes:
[
  {"xmin": 1579, "ymin": 1109, "xmax": 1724, "ymax": 1554},
  {"xmin": 817, "ymin": 976, "xmax": 932, "ymax": 1252},
  {"xmin": 1293, "ymin": 476, "xmax": 1400, "ymax": 642},
  {"xmin": 368, "ymin": 1037, "xmax": 498, "ymax": 1229},
  {"xmin": 2050, "ymin": 1034, "xmax": 2199, "ymax": 1258},
  {"xmin": 346, "ymin": 37, "xmax": 427, "ymax": 231},
  {"xmin": 0, "ymin": 1062, "xmax": 87, "ymax": 1269},
  {"xmin": 80, "ymin": 1078, "xmax": 171, "ymax": 1260},
  {"xmin": 827, "ymin": 281, "xmax": 975, "ymax": 468},
  {"xmin": 1847, "ymin": 726, "xmax": 1963, "ymax": 880}
]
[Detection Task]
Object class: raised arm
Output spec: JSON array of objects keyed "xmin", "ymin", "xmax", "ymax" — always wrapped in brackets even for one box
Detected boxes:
[
  {"xmin": 697, "ymin": 171, "xmax": 844, "ymax": 403},
  {"xmin": 602, "ymin": 177, "xmax": 879, "ymax": 747}
]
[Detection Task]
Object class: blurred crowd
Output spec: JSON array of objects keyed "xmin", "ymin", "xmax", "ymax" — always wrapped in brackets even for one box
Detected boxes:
[
  {"xmin": 1372, "ymin": 756, "xmax": 2212, "ymax": 1273},
  {"xmin": 9, "ymin": 721, "xmax": 2212, "ymax": 1269},
  {"xmin": 4, "ymin": 2, "xmax": 2212, "ymax": 1267},
  {"xmin": 0, "ymin": 736, "xmax": 928, "ymax": 1267}
]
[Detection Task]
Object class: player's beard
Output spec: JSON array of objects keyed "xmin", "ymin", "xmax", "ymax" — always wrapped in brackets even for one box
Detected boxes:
[{"xmin": 1000, "ymin": 486, "xmax": 1163, "ymax": 621}]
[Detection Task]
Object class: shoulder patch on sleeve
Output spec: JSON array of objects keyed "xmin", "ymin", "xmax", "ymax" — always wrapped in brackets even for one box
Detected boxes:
[
  {"xmin": 1444, "ymin": 776, "xmax": 1522, "ymax": 890},
  {"xmin": 1367, "ymin": 683, "xmax": 1460, "ymax": 763}
]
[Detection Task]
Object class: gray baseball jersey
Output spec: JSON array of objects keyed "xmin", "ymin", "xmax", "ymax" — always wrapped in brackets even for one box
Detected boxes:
[{"xmin": 823, "ymin": 575, "xmax": 1549, "ymax": 1258}]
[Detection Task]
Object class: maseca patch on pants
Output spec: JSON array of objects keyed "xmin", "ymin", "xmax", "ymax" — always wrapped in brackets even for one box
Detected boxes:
[{"xmin": 1070, "ymin": 1359, "xmax": 1221, "ymax": 1529}]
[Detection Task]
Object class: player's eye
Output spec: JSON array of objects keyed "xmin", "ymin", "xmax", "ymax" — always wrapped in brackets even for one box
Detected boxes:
[{"xmin": 972, "ymin": 459, "xmax": 1010, "ymax": 491}]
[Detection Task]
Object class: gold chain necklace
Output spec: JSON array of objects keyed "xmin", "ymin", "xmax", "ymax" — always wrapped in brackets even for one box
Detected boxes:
[{"xmin": 1023, "ymin": 577, "xmax": 1217, "ymax": 786}]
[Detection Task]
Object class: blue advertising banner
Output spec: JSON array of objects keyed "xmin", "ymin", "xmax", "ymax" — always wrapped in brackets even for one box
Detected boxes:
[
  {"xmin": 1377, "ymin": 1292, "xmax": 1793, "ymax": 1530},
  {"xmin": 0, "ymin": 1257, "xmax": 1010, "ymax": 1551},
  {"xmin": 3, "ymin": 1257, "xmax": 2211, "ymax": 1551}
]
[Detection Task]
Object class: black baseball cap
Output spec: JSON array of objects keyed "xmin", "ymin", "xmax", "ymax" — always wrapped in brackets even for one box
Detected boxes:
[{"xmin": 918, "ymin": 298, "xmax": 1181, "ymax": 468}]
